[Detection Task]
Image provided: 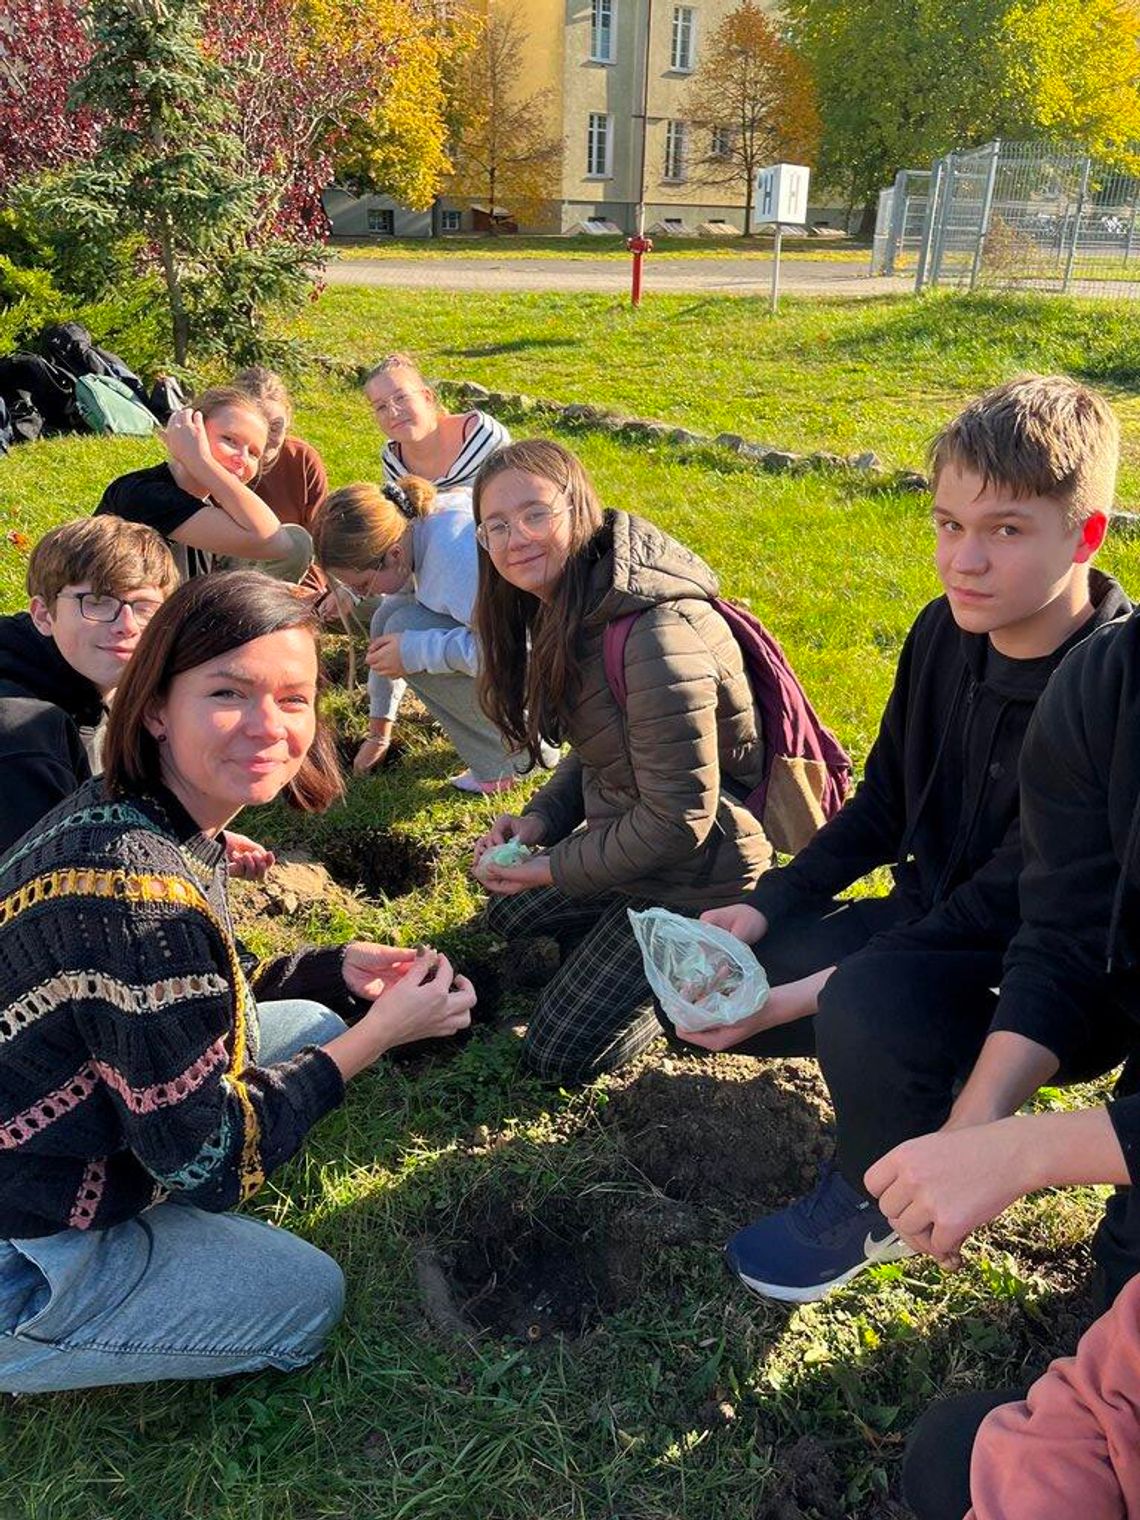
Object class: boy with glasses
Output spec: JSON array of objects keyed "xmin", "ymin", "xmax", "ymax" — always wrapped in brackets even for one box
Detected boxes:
[{"xmin": 0, "ymin": 516, "xmax": 178, "ymax": 852}]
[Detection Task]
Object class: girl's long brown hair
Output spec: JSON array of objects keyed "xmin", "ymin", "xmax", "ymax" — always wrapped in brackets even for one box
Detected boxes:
[{"xmin": 473, "ymin": 440, "xmax": 605, "ymax": 763}]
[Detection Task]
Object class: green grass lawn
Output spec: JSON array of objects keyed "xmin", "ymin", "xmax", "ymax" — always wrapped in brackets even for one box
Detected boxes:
[
  {"xmin": 330, "ymin": 234, "xmax": 870, "ymax": 262},
  {"xmin": 0, "ymin": 287, "xmax": 1137, "ymax": 1519}
]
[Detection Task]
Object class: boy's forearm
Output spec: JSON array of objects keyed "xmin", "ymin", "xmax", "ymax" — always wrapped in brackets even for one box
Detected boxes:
[
  {"xmin": 946, "ymin": 1030, "xmax": 1061, "ymax": 1128},
  {"xmin": 1008, "ymin": 1107, "xmax": 1128, "ymax": 1193}
]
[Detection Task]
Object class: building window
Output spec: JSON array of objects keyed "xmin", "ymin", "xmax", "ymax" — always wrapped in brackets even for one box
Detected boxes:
[
  {"xmin": 367, "ymin": 207, "xmax": 396, "ymax": 235},
  {"xmin": 671, "ymin": 6, "xmax": 695, "ymax": 71},
  {"xmin": 711, "ymin": 125, "xmax": 732, "ymax": 159},
  {"xmin": 586, "ymin": 112, "xmax": 612, "ymax": 177},
  {"xmin": 590, "ymin": 0, "xmax": 614, "ymax": 62},
  {"xmin": 664, "ymin": 120, "xmax": 687, "ymax": 181},
  {"xmin": 441, "ymin": 209, "xmax": 461, "ymax": 232}
]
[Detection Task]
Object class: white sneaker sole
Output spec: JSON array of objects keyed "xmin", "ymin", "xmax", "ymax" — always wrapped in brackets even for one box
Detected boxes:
[{"xmin": 733, "ymin": 1236, "xmax": 914, "ymax": 1304}]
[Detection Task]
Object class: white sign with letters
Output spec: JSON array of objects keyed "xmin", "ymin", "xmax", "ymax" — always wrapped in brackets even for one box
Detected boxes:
[{"xmin": 753, "ymin": 163, "xmax": 811, "ymax": 229}]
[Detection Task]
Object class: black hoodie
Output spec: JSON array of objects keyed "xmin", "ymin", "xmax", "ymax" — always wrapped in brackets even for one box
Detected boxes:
[
  {"xmin": 0, "ymin": 611, "xmax": 106, "ymax": 854},
  {"xmin": 991, "ymin": 610, "xmax": 1140, "ymax": 1181},
  {"xmin": 748, "ymin": 571, "xmax": 1132, "ymax": 953}
]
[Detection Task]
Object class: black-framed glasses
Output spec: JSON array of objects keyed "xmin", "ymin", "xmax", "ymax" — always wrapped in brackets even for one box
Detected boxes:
[{"xmin": 57, "ymin": 592, "xmax": 164, "ymax": 624}]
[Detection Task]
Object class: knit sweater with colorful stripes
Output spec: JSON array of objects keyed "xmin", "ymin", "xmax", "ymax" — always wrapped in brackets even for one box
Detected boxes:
[{"xmin": 0, "ymin": 779, "xmax": 347, "ymax": 1239}]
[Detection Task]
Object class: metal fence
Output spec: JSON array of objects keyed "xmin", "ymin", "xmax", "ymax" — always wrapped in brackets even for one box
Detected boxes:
[
  {"xmin": 873, "ymin": 141, "xmax": 1140, "ymax": 298},
  {"xmin": 870, "ymin": 169, "xmax": 933, "ymax": 275}
]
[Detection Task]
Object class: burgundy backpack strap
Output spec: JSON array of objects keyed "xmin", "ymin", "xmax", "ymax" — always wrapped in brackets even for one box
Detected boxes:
[{"xmin": 603, "ymin": 613, "xmax": 640, "ymax": 710}]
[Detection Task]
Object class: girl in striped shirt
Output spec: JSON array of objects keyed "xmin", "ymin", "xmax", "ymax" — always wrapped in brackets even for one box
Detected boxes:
[{"xmin": 364, "ymin": 353, "xmax": 509, "ymax": 492}]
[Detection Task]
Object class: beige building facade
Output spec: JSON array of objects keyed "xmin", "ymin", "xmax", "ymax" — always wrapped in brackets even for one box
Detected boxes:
[
  {"xmin": 551, "ymin": 0, "xmax": 752, "ymax": 233},
  {"xmin": 329, "ymin": 0, "xmax": 757, "ymax": 237}
]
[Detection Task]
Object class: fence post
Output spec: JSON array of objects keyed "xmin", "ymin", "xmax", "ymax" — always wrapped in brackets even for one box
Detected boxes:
[
  {"xmin": 1062, "ymin": 155, "xmax": 1093, "ymax": 294},
  {"xmin": 885, "ymin": 169, "xmax": 908, "ymax": 276},
  {"xmin": 968, "ymin": 139, "xmax": 1001, "ymax": 291},
  {"xmin": 1126, "ymin": 180, "xmax": 1139, "ymax": 265},
  {"xmin": 929, "ymin": 154, "xmax": 956, "ymax": 286},
  {"xmin": 914, "ymin": 157, "xmax": 942, "ymax": 293}
]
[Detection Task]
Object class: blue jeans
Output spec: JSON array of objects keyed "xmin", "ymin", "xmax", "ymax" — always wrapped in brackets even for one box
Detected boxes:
[{"xmin": 0, "ymin": 999, "xmax": 347, "ymax": 1393}]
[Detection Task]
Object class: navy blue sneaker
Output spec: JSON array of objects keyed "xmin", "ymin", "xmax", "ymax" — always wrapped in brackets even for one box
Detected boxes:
[{"xmin": 726, "ymin": 1164, "xmax": 911, "ymax": 1303}]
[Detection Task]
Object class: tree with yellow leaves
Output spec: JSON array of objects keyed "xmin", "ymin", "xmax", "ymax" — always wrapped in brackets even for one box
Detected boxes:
[
  {"xmin": 787, "ymin": 0, "xmax": 1140, "ymax": 219},
  {"xmin": 683, "ymin": 2, "xmax": 820, "ymax": 235},
  {"xmin": 303, "ymin": 0, "xmax": 475, "ymax": 210},
  {"xmin": 444, "ymin": 4, "xmax": 564, "ymax": 233}
]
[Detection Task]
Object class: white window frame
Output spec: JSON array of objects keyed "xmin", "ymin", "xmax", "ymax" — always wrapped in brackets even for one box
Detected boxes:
[
  {"xmin": 589, "ymin": 0, "xmax": 615, "ymax": 63},
  {"xmin": 664, "ymin": 119, "xmax": 687, "ymax": 182},
  {"xmin": 367, "ymin": 207, "xmax": 396, "ymax": 235},
  {"xmin": 586, "ymin": 112, "xmax": 613, "ymax": 179},
  {"xmin": 711, "ymin": 124, "xmax": 732, "ymax": 159},
  {"xmin": 440, "ymin": 209, "xmax": 461, "ymax": 232},
  {"xmin": 671, "ymin": 6, "xmax": 696, "ymax": 72}
]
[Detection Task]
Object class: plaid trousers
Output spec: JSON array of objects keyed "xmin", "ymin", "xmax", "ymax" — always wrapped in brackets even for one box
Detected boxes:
[{"xmin": 484, "ymin": 886, "xmax": 663, "ymax": 1081}]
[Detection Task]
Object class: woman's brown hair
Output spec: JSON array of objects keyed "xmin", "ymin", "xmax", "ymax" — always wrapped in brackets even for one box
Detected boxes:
[
  {"xmin": 472, "ymin": 439, "xmax": 605, "ymax": 763},
  {"xmin": 103, "ymin": 571, "xmax": 344, "ymax": 813},
  {"xmin": 311, "ymin": 476, "xmax": 436, "ymax": 572}
]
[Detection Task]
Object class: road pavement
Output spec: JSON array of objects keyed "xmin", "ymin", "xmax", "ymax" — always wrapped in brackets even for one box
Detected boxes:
[{"xmin": 324, "ymin": 254, "xmax": 904, "ymax": 299}]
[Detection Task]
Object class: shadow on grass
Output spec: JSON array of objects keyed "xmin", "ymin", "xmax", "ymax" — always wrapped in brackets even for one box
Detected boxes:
[{"xmin": 442, "ymin": 337, "xmax": 579, "ymax": 358}]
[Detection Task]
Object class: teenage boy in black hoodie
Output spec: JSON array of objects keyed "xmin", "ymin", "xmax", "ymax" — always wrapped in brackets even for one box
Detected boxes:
[
  {"xmin": 675, "ymin": 375, "xmax": 1131, "ymax": 1302},
  {"xmin": 865, "ymin": 611, "xmax": 1140, "ymax": 1519},
  {"xmin": 0, "ymin": 516, "xmax": 178, "ymax": 853}
]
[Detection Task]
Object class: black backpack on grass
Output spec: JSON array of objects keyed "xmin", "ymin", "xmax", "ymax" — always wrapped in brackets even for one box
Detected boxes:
[
  {"xmin": 0, "ymin": 393, "xmax": 46, "ymax": 452},
  {"xmin": 39, "ymin": 322, "xmax": 151, "ymax": 412},
  {"xmin": 0, "ymin": 353, "xmax": 76, "ymax": 433}
]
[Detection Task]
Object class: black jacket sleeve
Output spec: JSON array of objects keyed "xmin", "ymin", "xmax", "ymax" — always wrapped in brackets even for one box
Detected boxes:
[
  {"xmin": 0, "ymin": 701, "xmax": 92, "ymax": 853},
  {"xmin": 747, "ymin": 613, "xmax": 918, "ymax": 922},
  {"xmin": 989, "ymin": 632, "xmax": 1130, "ymax": 1068}
]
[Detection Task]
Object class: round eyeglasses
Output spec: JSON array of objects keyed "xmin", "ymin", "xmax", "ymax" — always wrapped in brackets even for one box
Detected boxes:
[{"xmin": 475, "ymin": 503, "xmax": 569, "ymax": 553}]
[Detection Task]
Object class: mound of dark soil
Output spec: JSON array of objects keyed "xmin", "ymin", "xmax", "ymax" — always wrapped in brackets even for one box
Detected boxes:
[
  {"xmin": 755, "ymin": 1437, "xmax": 845, "ymax": 1520},
  {"xmin": 601, "ymin": 1053, "xmax": 833, "ymax": 1212}
]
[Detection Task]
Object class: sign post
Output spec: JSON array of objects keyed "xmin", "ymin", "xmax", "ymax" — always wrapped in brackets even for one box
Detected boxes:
[{"xmin": 753, "ymin": 162, "xmax": 811, "ymax": 314}]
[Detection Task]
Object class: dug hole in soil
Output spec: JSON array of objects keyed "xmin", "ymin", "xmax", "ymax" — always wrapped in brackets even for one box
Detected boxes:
[
  {"xmin": 431, "ymin": 1188, "xmax": 700, "ymax": 1345},
  {"xmin": 318, "ymin": 826, "xmax": 440, "ymax": 900},
  {"xmin": 421, "ymin": 1049, "xmax": 832, "ymax": 1346}
]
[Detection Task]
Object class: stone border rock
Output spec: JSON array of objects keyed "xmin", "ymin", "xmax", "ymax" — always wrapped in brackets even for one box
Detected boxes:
[
  {"xmin": 436, "ymin": 377, "xmax": 927, "ymax": 488},
  {"xmin": 315, "ymin": 355, "xmax": 1139, "ymax": 528}
]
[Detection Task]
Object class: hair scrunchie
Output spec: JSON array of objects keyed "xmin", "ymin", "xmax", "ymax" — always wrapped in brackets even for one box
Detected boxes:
[{"xmin": 383, "ymin": 482, "xmax": 416, "ymax": 520}]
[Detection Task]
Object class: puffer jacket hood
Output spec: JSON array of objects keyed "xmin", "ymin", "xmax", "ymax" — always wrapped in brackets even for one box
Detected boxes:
[
  {"xmin": 583, "ymin": 512, "xmax": 720, "ymax": 628},
  {"xmin": 0, "ymin": 611, "xmax": 104, "ymax": 725}
]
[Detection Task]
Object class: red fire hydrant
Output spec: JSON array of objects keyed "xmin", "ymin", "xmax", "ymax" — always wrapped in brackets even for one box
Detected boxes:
[{"xmin": 627, "ymin": 234, "xmax": 654, "ymax": 307}]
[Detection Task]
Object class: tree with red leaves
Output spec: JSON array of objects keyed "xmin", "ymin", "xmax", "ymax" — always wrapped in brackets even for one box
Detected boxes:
[{"xmin": 0, "ymin": 0, "xmax": 100, "ymax": 194}]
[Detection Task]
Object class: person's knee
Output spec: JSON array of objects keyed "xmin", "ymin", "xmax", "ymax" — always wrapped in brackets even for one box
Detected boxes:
[
  {"xmin": 266, "ymin": 1235, "xmax": 346, "ymax": 1363},
  {"xmin": 902, "ymin": 1390, "xmax": 1022, "ymax": 1520},
  {"xmin": 814, "ymin": 954, "xmax": 897, "ymax": 1073}
]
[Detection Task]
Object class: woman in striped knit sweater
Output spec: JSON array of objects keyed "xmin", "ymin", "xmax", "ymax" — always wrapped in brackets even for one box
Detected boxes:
[{"xmin": 0, "ymin": 572, "xmax": 475, "ymax": 1392}]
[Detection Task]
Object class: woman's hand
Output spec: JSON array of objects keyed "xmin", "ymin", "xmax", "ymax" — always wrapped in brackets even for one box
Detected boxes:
[
  {"xmin": 224, "ymin": 830, "xmax": 276, "ymax": 881},
  {"xmin": 472, "ymin": 812, "xmax": 547, "ymax": 866},
  {"xmin": 363, "ymin": 953, "xmax": 475, "ymax": 1051},
  {"xmin": 699, "ymin": 903, "xmax": 769, "ymax": 945},
  {"xmin": 341, "ymin": 941, "xmax": 419, "ymax": 1001},
  {"xmin": 674, "ymin": 976, "xmax": 817, "ymax": 1051},
  {"xmin": 366, "ymin": 634, "xmax": 406, "ymax": 679},
  {"xmin": 478, "ymin": 853, "xmax": 554, "ymax": 896}
]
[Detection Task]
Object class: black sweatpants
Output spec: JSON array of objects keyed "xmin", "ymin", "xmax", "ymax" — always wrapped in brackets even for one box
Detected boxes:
[
  {"xmin": 727, "ymin": 895, "xmax": 1005, "ymax": 1193},
  {"xmin": 901, "ymin": 1388, "xmax": 1027, "ymax": 1520}
]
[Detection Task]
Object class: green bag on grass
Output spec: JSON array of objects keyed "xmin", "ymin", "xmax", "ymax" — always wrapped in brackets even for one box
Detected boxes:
[{"xmin": 74, "ymin": 374, "xmax": 156, "ymax": 436}]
